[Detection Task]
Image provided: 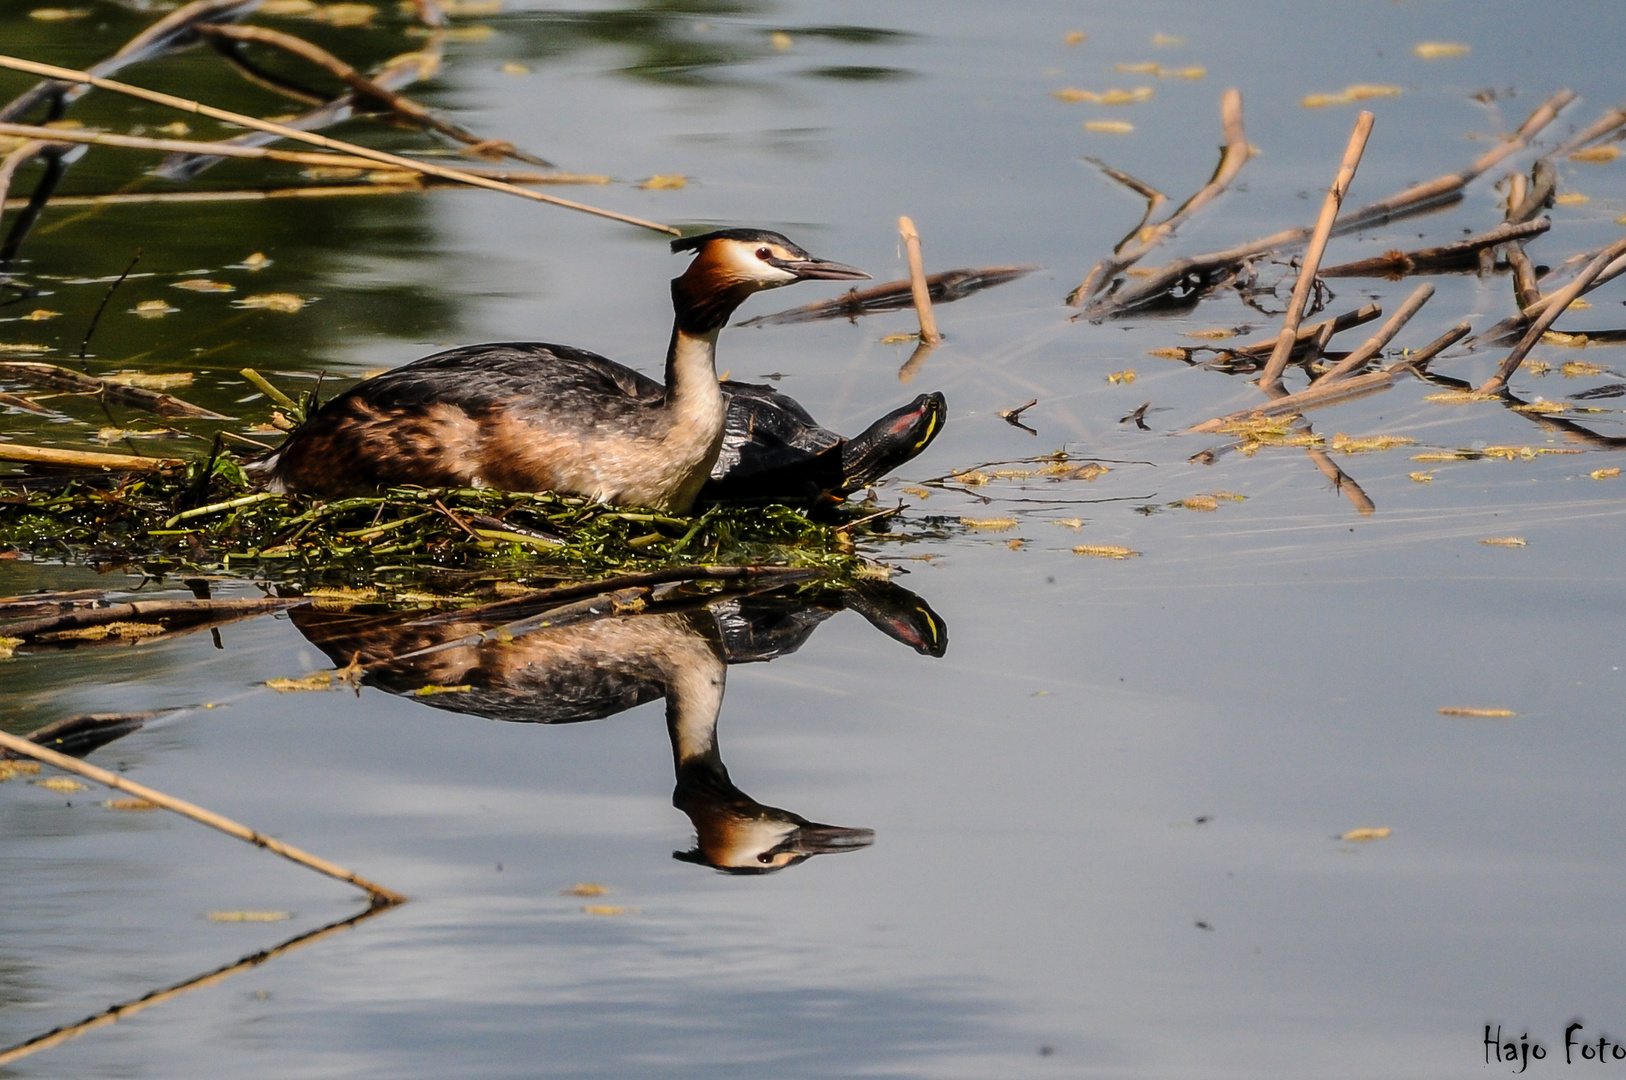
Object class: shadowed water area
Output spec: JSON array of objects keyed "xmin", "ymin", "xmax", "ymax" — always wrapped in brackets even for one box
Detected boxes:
[{"xmin": 3, "ymin": 1, "xmax": 1626, "ymax": 1076}]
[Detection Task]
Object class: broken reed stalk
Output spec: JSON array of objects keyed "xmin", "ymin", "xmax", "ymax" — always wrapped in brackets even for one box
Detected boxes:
[
  {"xmin": 1317, "ymin": 217, "xmax": 1550, "ymax": 277},
  {"xmin": 1218, "ymin": 303, "xmax": 1383, "ymax": 361},
  {"xmin": 1187, "ymin": 321, "xmax": 1470, "ymax": 433},
  {"xmin": 0, "ymin": 905, "xmax": 389, "ymax": 1068},
  {"xmin": 0, "ymin": 360, "xmax": 227, "ymax": 419},
  {"xmin": 0, "ymin": 54, "xmax": 679, "ymax": 236},
  {"xmin": 1, "ymin": 596, "xmax": 298, "ymax": 639},
  {"xmin": 1089, "ymin": 159, "xmax": 1168, "ymax": 256},
  {"xmin": 1478, "ymin": 233, "xmax": 1626, "ymax": 393},
  {"xmin": 1546, "ymin": 97, "xmax": 1626, "ymax": 160},
  {"xmin": 1068, "ymin": 87, "xmax": 1248, "ymax": 305},
  {"xmin": 0, "ymin": 391, "xmax": 51, "ymax": 415},
  {"xmin": 194, "ymin": 23, "xmax": 549, "ymax": 167},
  {"xmin": 0, "ymin": 121, "xmax": 412, "ymax": 170},
  {"xmin": 2, "ymin": 177, "xmax": 606, "ymax": 213},
  {"xmin": 1313, "ymin": 282, "xmax": 1434, "ymax": 384},
  {"xmin": 0, "ymin": 443, "xmax": 183, "ymax": 472},
  {"xmin": 898, "ymin": 216, "xmax": 942, "ymax": 344},
  {"xmin": 0, "ymin": 729, "xmax": 405, "ymax": 905},
  {"xmin": 1081, "ymin": 89, "xmax": 1575, "ymax": 319},
  {"xmin": 1258, "ymin": 111, "xmax": 1375, "ymax": 389}
]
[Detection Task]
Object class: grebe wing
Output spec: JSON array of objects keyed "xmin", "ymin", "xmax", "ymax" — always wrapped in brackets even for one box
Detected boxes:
[{"xmin": 350, "ymin": 342, "xmax": 663, "ymax": 412}]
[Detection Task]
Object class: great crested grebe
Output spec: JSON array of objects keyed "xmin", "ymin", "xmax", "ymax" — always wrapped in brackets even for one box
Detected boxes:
[{"xmin": 256, "ymin": 229, "xmax": 873, "ymax": 513}]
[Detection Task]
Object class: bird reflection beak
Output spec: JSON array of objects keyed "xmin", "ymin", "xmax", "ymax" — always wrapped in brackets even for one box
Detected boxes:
[{"xmin": 779, "ymin": 258, "xmax": 872, "ymax": 281}]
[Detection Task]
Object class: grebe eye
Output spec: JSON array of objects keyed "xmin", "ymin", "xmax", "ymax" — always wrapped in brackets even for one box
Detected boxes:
[{"xmin": 755, "ymin": 247, "xmax": 773, "ymax": 261}]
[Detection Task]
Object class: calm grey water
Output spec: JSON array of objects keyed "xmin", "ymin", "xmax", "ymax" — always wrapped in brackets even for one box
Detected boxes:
[{"xmin": 4, "ymin": 1, "xmax": 1626, "ymax": 1076}]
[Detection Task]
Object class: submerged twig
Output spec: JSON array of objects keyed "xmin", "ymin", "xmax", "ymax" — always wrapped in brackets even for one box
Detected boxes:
[
  {"xmin": 1259, "ymin": 111, "xmax": 1375, "ymax": 390},
  {"xmin": 0, "ymin": 54, "xmax": 679, "ymax": 236},
  {"xmin": 78, "ymin": 248, "xmax": 142, "ymax": 360},
  {"xmin": 738, "ymin": 265, "xmax": 1033, "ymax": 327}
]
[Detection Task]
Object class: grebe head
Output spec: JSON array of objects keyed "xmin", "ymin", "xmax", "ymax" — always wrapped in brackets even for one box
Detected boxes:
[{"xmin": 670, "ymin": 228, "xmax": 869, "ymax": 334}]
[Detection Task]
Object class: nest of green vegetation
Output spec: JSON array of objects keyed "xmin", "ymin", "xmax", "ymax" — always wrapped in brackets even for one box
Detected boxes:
[{"xmin": 0, "ymin": 455, "xmax": 893, "ymax": 587}]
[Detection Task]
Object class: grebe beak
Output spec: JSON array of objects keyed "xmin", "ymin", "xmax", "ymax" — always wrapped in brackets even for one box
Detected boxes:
[{"xmin": 776, "ymin": 257, "xmax": 871, "ymax": 282}]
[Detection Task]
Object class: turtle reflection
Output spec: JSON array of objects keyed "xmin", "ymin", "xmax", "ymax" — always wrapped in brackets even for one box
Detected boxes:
[{"xmin": 289, "ymin": 580, "xmax": 945, "ymax": 873}]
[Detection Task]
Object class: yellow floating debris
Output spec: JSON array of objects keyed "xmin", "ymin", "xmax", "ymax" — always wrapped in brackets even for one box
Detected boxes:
[
  {"xmin": 1570, "ymin": 146, "xmax": 1620, "ymax": 163},
  {"xmin": 1331, "ymin": 433, "xmax": 1415, "ymax": 454},
  {"xmin": 105, "ymin": 798, "xmax": 161, "ymax": 811},
  {"xmin": 1409, "ymin": 471, "xmax": 1434, "ymax": 483},
  {"xmin": 20, "ymin": 309, "xmax": 60, "ymax": 320},
  {"xmin": 1303, "ymin": 84, "xmax": 1402, "ymax": 108},
  {"xmin": 1410, "ymin": 452, "xmax": 1466, "ymax": 462},
  {"xmin": 134, "ymin": 299, "xmax": 178, "ymax": 318},
  {"xmin": 44, "ymin": 621, "xmax": 165, "ymax": 640},
  {"xmin": 1555, "ymin": 192, "xmax": 1590, "ymax": 205},
  {"xmin": 1439, "ymin": 706, "xmax": 1516, "ymax": 718},
  {"xmin": 1211, "ymin": 491, "xmax": 1245, "ymax": 502},
  {"xmin": 104, "ymin": 371, "xmax": 195, "ymax": 390},
  {"xmin": 1052, "ymin": 86, "xmax": 1154, "ymax": 104},
  {"xmin": 1085, "ymin": 120, "xmax": 1134, "ymax": 134},
  {"xmin": 235, "ymin": 293, "xmax": 306, "ymax": 313},
  {"xmin": 1069, "ymin": 463, "xmax": 1110, "ymax": 481},
  {"xmin": 562, "ymin": 883, "xmax": 608, "ymax": 896},
  {"xmin": 960, "ymin": 516, "xmax": 1018, "ymax": 531},
  {"xmin": 266, "ymin": 671, "xmax": 341, "ymax": 692},
  {"xmin": 1561, "ymin": 360, "xmax": 1607, "ymax": 377},
  {"xmin": 769, "ymin": 30, "xmax": 793, "ymax": 50},
  {"xmin": 1181, "ymin": 495, "xmax": 1219, "ymax": 511},
  {"xmin": 1064, "ymin": 30, "xmax": 1087, "ymax": 46},
  {"xmin": 34, "ymin": 777, "xmax": 89, "ymax": 793},
  {"xmin": 880, "ymin": 331, "xmax": 920, "ymax": 344},
  {"xmin": 583, "ymin": 905, "xmax": 638, "ymax": 916},
  {"xmin": 1006, "ymin": 539, "xmax": 1025, "ymax": 551},
  {"xmin": 1340, "ymin": 827, "xmax": 1391, "ymax": 842},
  {"xmin": 1073, "ymin": 545, "xmax": 1139, "ymax": 559},
  {"xmin": 1479, "ymin": 536, "xmax": 1527, "ymax": 546},
  {"xmin": 1522, "ymin": 359, "xmax": 1551, "ymax": 375},
  {"xmin": 0, "ymin": 760, "xmax": 42, "ymax": 780},
  {"xmin": 307, "ymin": 585, "xmax": 378, "ymax": 609},
  {"xmin": 1591, "ymin": 467, "xmax": 1622, "ymax": 480},
  {"xmin": 639, "ymin": 175, "xmax": 688, "ymax": 190},
  {"xmin": 173, "ymin": 279, "xmax": 234, "ymax": 293},
  {"xmin": 1542, "ymin": 330, "xmax": 1588, "ymax": 347},
  {"xmin": 1150, "ymin": 32, "xmax": 1184, "ymax": 46},
  {"xmin": 898, "ymin": 486, "xmax": 931, "ymax": 499},
  {"xmin": 1053, "ymin": 518, "xmax": 1084, "ymax": 530},
  {"xmin": 1423, "ymin": 390, "xmax": 1500, "ymax": 403},
  {"xmin": 948, "ymin": 471, "xmax": 991, "ymax": 486},
  {"xmin": 29, "ymin": 7, "xmax": 90, "ymax": 19},
  {"xmin": 1183, "ymin": 327, "xmax": 1235, "ymax": 340},
  {"xmin": 241, "ymin": 252, "xmax": 271, "ymax": 270},
  {"xmin": 1510, "ymin": 399, "xmax": 1568, "ymax": 415},
  {"xmin": 1147, "ymin": 347, "xmax": 1187, "ymax": 359},
  {"xmin": 207, "ymin": 911, "xmax": 292, "ymax": 922},
  {"xmin": 1107, "ymin": 370, "xmax": 1137, "ymax": 384},
  {"xmin": 1413, "ymin": 42, "xmax": 1470, "ymax": 59}
]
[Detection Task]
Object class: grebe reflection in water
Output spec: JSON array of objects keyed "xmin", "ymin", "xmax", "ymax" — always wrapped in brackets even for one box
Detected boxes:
[{"xmin": 290, "ymin": 580, "xmax": 945, "ymax": 873}]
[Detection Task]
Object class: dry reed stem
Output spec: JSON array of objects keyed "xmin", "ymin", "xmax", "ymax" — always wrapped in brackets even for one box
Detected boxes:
[
  {"xmin": 1069, "ymin": 88, "xmax": 1249, "ymax": 305},
  {"xmin": 0, "ymin": 121, "xmax": 397, "ymax": 169},
  {"xmin": 1478, "ymin": 233, "xmax": 1626, "ymax": 393},
  {"xmin": 1082, "ymin": 89, "xmax": 1574, "ymax": 319},
  {"xmin": 1188, "ymin": 322, "xmax": 1469, "ymax": 433},
  {"xmin": 0, "ymin": 360, "xmax": 227, "ymax": 418},
  {"xmin": 1089, "ymin": 159, "xmax": 1168, "ymax": 256},
  {"xmin": 1258, "ymin": 111, "xmax": 1375, "ymax": 389},
  {"xmin": 0, "ymin": 54, "xmax": 679, "ymax": 236},
  {"xmin": 1, "ymin": 596, "xmax": 297, "ymax": 639},
  {"xmin": 898, "ymin": 216, "xmax": 942, "ymax": 344},
  {"xmin": 195, "ymin": 23, "xmax": 548, "ymax": 166},
  {"xmin": 0, "ymin": 728, "xmax": 405, "ymax": 904},
  {"xmin": 0, "ymin": 390, "xmax": 52, "ymax": 415},
  {"xmin": 1218, "ymin": 303, "xmax": 1383, "ymax": 361},
  {"xmin": 1545, "ymin": 98, "xmax": 1626, "ymax": 160},
  {"xmin": 1314, "ymin": 282, "xmax": 1434, "ymax": 384},
  {"xmin": 0, "ymin": 443, "xmax": 183, "ymax": 472},
  {"xmin": 0, "ymin": 905, "xmax": 390, "ymax": 1067}
]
